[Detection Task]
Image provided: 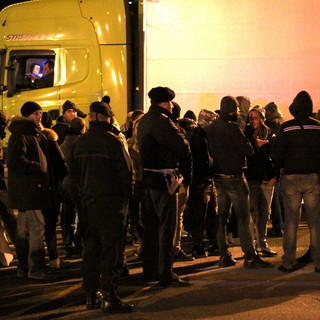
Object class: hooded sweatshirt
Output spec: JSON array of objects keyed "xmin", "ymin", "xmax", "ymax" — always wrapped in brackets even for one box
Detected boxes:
[{"xmin": 271, "ymin": 91, "xmax": 320, "ymax": 174}]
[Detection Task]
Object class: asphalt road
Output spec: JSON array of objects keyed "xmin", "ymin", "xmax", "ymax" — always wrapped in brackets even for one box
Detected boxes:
[{"xmin": 1, "ymin": 223, "xmax": 319, "ymax": 320}]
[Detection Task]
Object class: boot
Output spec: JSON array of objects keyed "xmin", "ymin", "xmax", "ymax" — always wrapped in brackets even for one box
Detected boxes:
[
  {"xmin": 86, "ymin": 291, "xmax": 103, "ymax": 310},
  {"xmin": 101, "ymin": 293, "xmax": 134, "ymax": 313}
]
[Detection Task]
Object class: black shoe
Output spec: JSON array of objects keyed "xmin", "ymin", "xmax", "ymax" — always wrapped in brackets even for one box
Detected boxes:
[
  {"xmin": 174, "ymin": 249, "xmax": 195, "ymax": 261},
  {"xmin": 315, "ymin": 266, "xmax": 320, "ymax": 273},
  {"xmin": 278, "ymin": 265, "xmax": 295, "ymax": 273},
  {"xmin": 207, "ymin": 245, "xmax": 220, "ymax": 256},
  {"xmin": 219, "ymin": 254, "xmax": 237, "ymax": 268},
  {"xmin": 101, "ymin": 296, "xmax": 134, "ymax": 313},
  {"xmin": 258, "ymin": 244, "xmax": 278, "ymax": 257},
  {"xmin": 86, "ymin": 291, "xmax": 103, "ymax": 310},
  {"xmin": 296, "ymin": 249, "xmax": 312, "ymax": 264},
  {"xmin": 159, "ymin": 278, "xmax": 191, "ymax": 288},
  {"xmin": 267, "ymin": 228, "xmax": 284, "ymax": 237},
  {"xmin": 192, "ymin": 246, "xmax": 208, "ymax": 259},
  {"xmin": 244, "ymin": 256, "xmax": 273, "ymax": 269}
]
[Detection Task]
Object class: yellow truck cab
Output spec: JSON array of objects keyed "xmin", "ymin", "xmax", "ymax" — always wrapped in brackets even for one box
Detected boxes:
[{"xmin": 0, "ymin": 0, "xmax": 129, "ymax": 138}]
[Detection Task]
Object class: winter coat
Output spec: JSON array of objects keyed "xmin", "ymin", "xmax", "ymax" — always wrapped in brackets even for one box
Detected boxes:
[
  {"xmin": 206, "ymin": 117, "xmax": 254, "ymax": 175},
  {"xmin": 7, "ymin": 118, "xmax": 50, "ymax": 210},
  {"xmin": 71, "ymin": 121, "xmax": 133, "ymax": 215},
  {"xmin": 137, "ymin": 105, "xmax": 190, "ymax": 189}
]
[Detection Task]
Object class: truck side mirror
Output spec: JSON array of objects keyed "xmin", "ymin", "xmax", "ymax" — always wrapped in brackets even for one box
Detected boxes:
[{"xmin": 6, "ymin": 60, "xmax": 18, "ymax": 97}]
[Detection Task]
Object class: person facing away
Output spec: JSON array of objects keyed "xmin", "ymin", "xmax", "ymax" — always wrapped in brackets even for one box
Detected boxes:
[
  {"xmin": 52, "ymin": 100, "xmax": 78, "ymax": 145},
  {"xmin": 70, "ymin": 101, "xmax": 134, "ymax": 313},
  {"xmin": 205, "ymin": 96, "xmax": 272, "ymax": 269},
  {"xmin": 137, "ymin": 86, "xmax": 190, "ymax": 287},
  {"xmin": 271, "ymin": 91, "xmax": 320, "ymax": 273},
  {"xmin": 244, "ymin": 105, "xmax": 278, "ymax": 257},
  {"xmin": 7, "ymin": 102, "xmax": 58, "ymax": 281},
  {"xmin": 60, "ymin": 117, "xmax": 86, "ymax": 258}
]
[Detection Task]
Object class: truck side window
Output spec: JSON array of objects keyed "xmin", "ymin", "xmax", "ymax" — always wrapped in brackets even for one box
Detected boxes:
[{"xmin": 7, "ymin": 50, "xmax": 56, "ymax": 96}]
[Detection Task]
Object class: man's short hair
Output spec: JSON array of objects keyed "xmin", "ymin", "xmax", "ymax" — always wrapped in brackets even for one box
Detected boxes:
[{"xmin": 44, "ymin": 60, "xmax": 54, "ymax": 70}]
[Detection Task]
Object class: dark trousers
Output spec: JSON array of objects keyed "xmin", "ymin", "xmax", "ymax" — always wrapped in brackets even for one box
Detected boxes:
[
  {"xmin": 42, "ymin": 207, "xmax": 59, "ymax": 261},
  {"xmin": 82, "ymin": 200, "xmax": 128, "ymax": 295},
  {"xmin": 142, "ymin": 188, "xmax": 177, "ymax": 283},
  {"xmin": 189, "ymin": 182, "xmax": 217, "ymax": 248}
]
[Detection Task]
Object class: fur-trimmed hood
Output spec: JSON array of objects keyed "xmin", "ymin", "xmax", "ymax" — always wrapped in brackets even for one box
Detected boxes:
[{"xmin": 42, "ymin": 127, "xmax": 59, "ymax": 142}]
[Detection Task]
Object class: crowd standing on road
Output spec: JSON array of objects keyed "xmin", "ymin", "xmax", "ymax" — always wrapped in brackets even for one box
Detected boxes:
[{"xmin": 0, "ymin": 88, "xmax": 320, "ymax": 313}]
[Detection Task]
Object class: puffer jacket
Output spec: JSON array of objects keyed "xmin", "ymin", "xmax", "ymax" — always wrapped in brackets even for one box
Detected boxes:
[{"xmin": 52, "ymin": 115, "xmax": 70, "ymax": 145}]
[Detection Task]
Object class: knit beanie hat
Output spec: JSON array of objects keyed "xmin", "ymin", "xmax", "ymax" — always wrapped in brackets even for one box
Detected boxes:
[
  {"xmin": 289, "ymin": 91, "xmax": 313, "ymax": 118},
  {"xmin": 90, "ymin": 101, "xmax": 115, "ymax": 117},
  {"xmin": 220, "ymin": 96, "xmax": 239, "ymax": 116},
  {"xmin": 148, "ymin": 86, "xmax": 175, "ymax": 104},
  {"xmin": 249, "ymin": 105, "xmax": 266, "ymax": 119},
  {"xmin": 62, "ymin": 100, "xmax": 77, "ymax": 114},
  {"xmin": 21, "ymin": 101, "xmax": 42, "ymax": 117}
]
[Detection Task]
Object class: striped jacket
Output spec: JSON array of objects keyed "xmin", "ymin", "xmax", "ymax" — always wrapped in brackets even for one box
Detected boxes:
[{"xmin": 271, "ymin": 116, "xmax": 320, "ymax": 174}]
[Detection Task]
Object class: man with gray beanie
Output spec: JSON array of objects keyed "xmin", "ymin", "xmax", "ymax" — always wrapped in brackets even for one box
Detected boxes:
[
  {"xmin": 7, "ymin": 101, "xmax": 56, "ymax": 280},
  {"xmin": 206, "ymin": 96, "xmax": 272, "ymax": 269},
  {"xmin": 271, "ymin": 91, "xmax": 320, "ymax": 273}
]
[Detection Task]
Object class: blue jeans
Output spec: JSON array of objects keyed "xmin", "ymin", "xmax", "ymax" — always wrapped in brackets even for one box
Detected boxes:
[
  {"xmin": 15, "ymin": 210, "xmax": 46, "ymax": 275},
  {"xmin": 282, "ymin": 173, "xmax": 320, "ymax": 268},
  {"xmin": 214, "ymin": 174, "xmax": 255, "ymax": 258},
  {"xmin": 248, "ymin": 181, "xmax": 274, "ymax": 245}
]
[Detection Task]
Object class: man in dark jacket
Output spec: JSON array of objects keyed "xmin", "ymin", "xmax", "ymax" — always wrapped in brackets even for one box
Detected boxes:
[
  {"xmin": 137, "ymin": 86, "xmax": 190, "ymax": 287},
  {"xmin": 7, "ymin": 102, "xmax": 57, "ymax": 280},
  {"xmin": 271, "ymin": 91, "xmax": 320, "ymax": 273},
  {"xmin": 206, "ymin": 96, "xmax": 272, "ymax": 269},
  {"xmin": 52, "ymin": 100, "xmax": 78, "ymax": 145},
  {"xmin": 245, "ymin": 105, "xmax": 278, "ymax": 257},
  {"xmin": 71, "ymin": 102, "xmax": 134, "ymax": 313}
]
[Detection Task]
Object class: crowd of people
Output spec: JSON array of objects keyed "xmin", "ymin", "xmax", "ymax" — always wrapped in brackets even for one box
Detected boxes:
[{"xmin": 0, "ymin": 87, "xmax": 320, "ymax": 314}]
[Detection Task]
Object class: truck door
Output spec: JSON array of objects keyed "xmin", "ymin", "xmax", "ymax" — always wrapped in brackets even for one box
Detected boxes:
[{"xmin": 2, "ymin": 48, "xmax": 60, "ymax": 118}]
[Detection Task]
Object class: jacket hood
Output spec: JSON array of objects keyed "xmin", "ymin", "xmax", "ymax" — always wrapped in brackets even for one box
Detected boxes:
[
  {"xmin": 198, "ymin": 109, "xmax": 219, "ymax": 128},
  {"xmin": 42, "ymin": 127, "xmax": 58, "ymax": 142},
  {"xmin": 236, "ymin": 96, "xmax": 251, "ymax": 116},
  {"xmin": 289, "ymin": 91, "xmax": 313, "ymax": 118},
  {"xmin": 8, "ymin": 116, "xmax": 40, "ymax": 134},
  {"xmin": 264, "ymin": 102, "xmax": 283, "ymax": 121}
]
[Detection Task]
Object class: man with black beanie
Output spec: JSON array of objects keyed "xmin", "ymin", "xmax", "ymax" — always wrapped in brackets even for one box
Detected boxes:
[
  {"xmin": 206, "ymin": 96, "xmax": 272, "ymax": 269},
  {"xmin": 137, "ymin": 86, "xmax": 191, "ymax": 287},
  {"xmin": 7, "ymin": 101, "xmax": 58, "ymax": 280}
]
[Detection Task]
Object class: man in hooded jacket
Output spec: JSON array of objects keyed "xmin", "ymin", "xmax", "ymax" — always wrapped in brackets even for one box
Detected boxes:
[
  {"xmin": 271, "ymin": 91, "xmax": 320, "ymax": 273},
  {"xmin": 206, "ymin": 96, "xmax": 272, "ymax": 269}
]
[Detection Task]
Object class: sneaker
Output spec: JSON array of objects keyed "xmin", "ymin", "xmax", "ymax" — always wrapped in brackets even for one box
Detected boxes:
[
  {"xmin": 159, "ymin": 278, "xmax": 191, "ymax": 288},
  {"xmin": 296, "ymin": 249, "xmax": 312, "ymax": 264},
  {"xmin": 174, "ymin": 249, "xmax": 195, "ymax": 261},
  {"xmin": 258, "ymin": 243, "xmax": 278, "ymax": 257},
  {"xmin": 86, "ymin": 291, "xmax": 103, "ymax": 310},
  {"xmin": 101, "ymin": 296, "xmax": 134, "ymax": 313},
  {"xmin": 278, "ymin": 265, "xmax": 295, "ymax": 273},
  {"xmin": 192, "ymin": 246, "xmax": 208, "ymax": 259},
  {"xmin": 219, "ymin": 254, "xmax": 237, "ymax": 268},
  {"xmin": 207, "ymin": 245, "xmax": 220, "ymax": 256},
  {"xmin": 244, "ymin": 256, "xmax": 273, "ymax": 269},
  {"xmin": 28, "ymin": 269, "xmax": 57, "ymax": 281}
]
